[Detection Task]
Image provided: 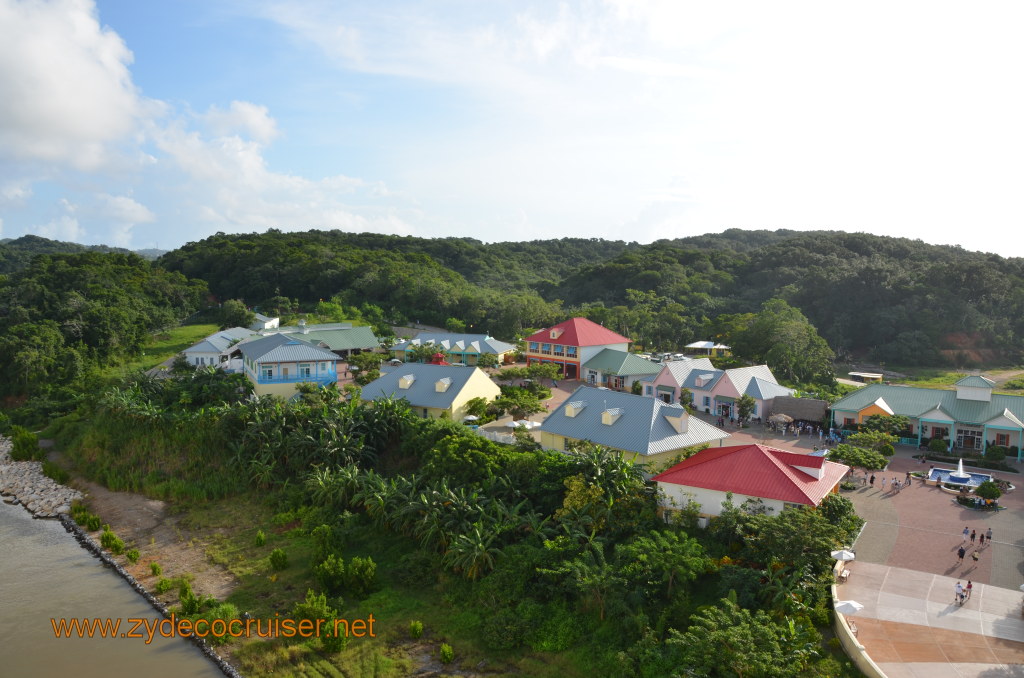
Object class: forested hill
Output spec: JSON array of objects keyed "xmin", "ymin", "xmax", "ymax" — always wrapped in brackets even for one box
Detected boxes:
[{"xmin": 0, "ymin": 235, "xmax": 162, "ymax": 274}]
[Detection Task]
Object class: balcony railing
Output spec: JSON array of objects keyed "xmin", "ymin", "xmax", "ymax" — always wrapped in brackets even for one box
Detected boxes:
[{"xmin": 254, "ymin": 374, "xmax": 336, "ymax": 385}]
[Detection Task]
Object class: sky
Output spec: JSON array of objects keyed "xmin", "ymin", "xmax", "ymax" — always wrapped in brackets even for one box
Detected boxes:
[{"xmin": 2, "ymin": 0, "xmax": 1024, "ymax": 255}]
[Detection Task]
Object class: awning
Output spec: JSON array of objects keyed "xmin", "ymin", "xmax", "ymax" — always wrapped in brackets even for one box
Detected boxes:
[{"xmin": 716, "ymin": 396, "xmax": 735, "ymax": 403}]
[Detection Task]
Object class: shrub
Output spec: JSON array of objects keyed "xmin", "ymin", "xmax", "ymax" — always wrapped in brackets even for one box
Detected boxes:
[
  {"xmin": 86, "ymin": 515, "xmax": 102, "ymax": 531},
  {"xmin": 42, "ymin": 460, "xmax": 70, "ymax": 484},
  {"xmin": 269, "ymin": 548, "xmax": 288, "ymax": 571},
  {"xmin": 155, "ymin": 577, "xmax": 175, "ymax": 594},
  {"xmin": 292, "ymin": 588, "xmax": 337, "ymax": 622},
  {"xmin": 10, "ymin": 426, "xmax": 42, "ymax": 461},
  {"xmin": 985, "ymin": 446, "xmax": 1007, "ymax": 462},
  {"xmin": 150, "ymin": 562, "xmax": 162, "ymax": 576},
  {"xmin": 879, "ymin": 443, "xmax": 895, "ymax": 457},
  {"xmin": 481, "ymin": 609, "xmax": 528, "ymax": 650},
  {"xmin": 839, "ymin": 481, "xmax": 856, "ymax": 491},
  {"xmin": 314, "ymin": 553, "xmax": 346, "ymax": 595},
  {"xmin": 255, "ymin": 529, "xmax": 266, "ymax": 547},
  {"xmin": 975, "ymin": 480, "xmax": 1002, "ymax": 501},
  {"xmin": 345, "ymin": 556, "xmax": 377, "ymax": 597},
  {"xmin": 929, "ymin": 438, "xmax": 948, "ymax": 453},
  {"xmin": 439, "ymin": 643, "xmax": 455, "ymax": 664},
  {"xmin": 409, "ymin": 620, "xmax": 424, "ymax": 639},
  {"xmin": 125, "ymin": 549, "xmax": 140, "ymax": 564},
  {"xmin": 100, "ymin": 527, "xmax": 125, "ymax": 555},
  {"xmin": 179, "ymin": 580, "xmax": 201, "ymax": 615}
]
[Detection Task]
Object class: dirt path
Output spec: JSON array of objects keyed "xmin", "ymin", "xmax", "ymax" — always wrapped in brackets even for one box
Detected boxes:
[{"xmin": 49, "ymin": 447, "xmax": 239, "ymax": 605}]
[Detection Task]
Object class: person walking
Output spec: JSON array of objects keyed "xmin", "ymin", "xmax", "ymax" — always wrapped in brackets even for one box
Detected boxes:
[
  {"xmin": 962, "ymin": 526, "xmax": 970, "ymax": 544},
  {"xmin": 986, "ymin": 527, "xmax": 993, "ymax": 543},
  {"xmin": 882, "ymin": 477, "xmax": 888, "ymax": 491},
  {"xmin": 869, "ymin": 474, "xmax": 876, "ymax": 487},
  {"xmin": 970, "ymin": 529, "xmax": 976, "ymax": 544},
  {"xmin": 971, "ymin": 550, "xmax": 980, "ymax": 564},
  {"xmin": 979, "ymin": 533, "xmax": 985, "ymax": 548},
  {"xmin": 966, "ymin": 580, "xmax": 973, "ymax": 600},
  {"xmin": 957, "ymin": 546, "xmax": 966, "ymax": 565},
  {"xmin": 905, "ymin": 471, "xmax": 912, "ymax": 486},
  {"xmin": 955, "ymin": 581, "xmax": 964, "ymax": 604}
]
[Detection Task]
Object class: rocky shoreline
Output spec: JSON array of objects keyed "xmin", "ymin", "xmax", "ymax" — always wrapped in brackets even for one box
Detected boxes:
[{"xmin": 0, "ymin": 437, "xmax": 82, "ymax": 517}]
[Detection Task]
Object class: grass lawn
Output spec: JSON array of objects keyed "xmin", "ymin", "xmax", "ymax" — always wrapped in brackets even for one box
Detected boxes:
[
  {"xmin": 101, "ymin": 323, "xmax": 218, "ymax": 377},
  {"xmin": 885, "ymin": 368, "xmax": 965, "ymax": 388}
]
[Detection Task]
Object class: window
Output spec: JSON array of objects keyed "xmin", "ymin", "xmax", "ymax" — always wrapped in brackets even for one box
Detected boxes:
[
  {"xmin": 843, "ymin": 417, "xmax": 855, "ymax": 426},
  {"xmin": 261, "ymin": 366, "xmax": 273, "ymax": 379},
  {"xmin": 996, "ymin": 433, "xmax": 1010, "ymax": 446},
  {"xmin": 529, "ymin": 342, "xmax": 539, "ymax": 352},
  {"xmin": 566, "ymin": 346, "xmax": 577, "ymax": 357},
  {"xmin": 299, "ymin": 363, "xmax": 311, "ymax": 377},
  {"xmin": 645, "ymin": 386, "xmax": 652, "ymax": 395},
  {"xmin": 553, "ymin": 345, "xmax": 564, "ymax": 356},
  {"xmin": 541, "ymin": 343, "xmax": 552, "ymax": 355},
  {"xmin": 563, "ymin": 437, "xmax": 573, "ymax": 451},
  {"xmin": 702, "ymin": 396, "xmax": 710, "ymax": 407}
]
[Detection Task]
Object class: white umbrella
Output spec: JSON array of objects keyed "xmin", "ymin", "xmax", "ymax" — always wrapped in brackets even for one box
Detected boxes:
[
  {"xmin": 831, "ymin": 549, "xmax": 856, "ymax": 562},
  {"xmin": 508, "ymin": 420, "xmax": 540, "ymax": 429},
  {"xmin": 463, "ymin": 415, "xmax": 480, "ymax": 421},
  {"xmin": 834, "ymin": 600, "xmax": 864, "ymax": 615}
]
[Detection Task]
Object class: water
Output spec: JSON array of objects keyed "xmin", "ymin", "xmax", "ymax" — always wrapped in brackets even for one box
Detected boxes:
[
  {"xmin": 0, "ymin": 501, "xmax": 223, "ymax": 678},
  {"xmin": 928, "ymin": 468, "xmax": 993, "ymax": 487}
]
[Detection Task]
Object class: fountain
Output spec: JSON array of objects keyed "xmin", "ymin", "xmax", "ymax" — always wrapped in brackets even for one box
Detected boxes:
[{"xmin": 949, "ymin": 457, "xmax": 971, "ymax": 482}]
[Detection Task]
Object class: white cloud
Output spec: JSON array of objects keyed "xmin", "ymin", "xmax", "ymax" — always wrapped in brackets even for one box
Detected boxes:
[
  {"xmin": 0, "ymin": 0, "xmax": 148, "ymax": 171},
  {"xmin": 36, "ymin": 215, "xmax": 85, "ymax": 243},
  {"xmin": 203, "ymin": 101, "xmax": 279, "ymax": 144}
]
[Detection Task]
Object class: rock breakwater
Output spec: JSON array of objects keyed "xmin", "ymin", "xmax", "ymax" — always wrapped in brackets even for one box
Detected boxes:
[{"xmin": 0, "ymin": 436, "xmax": 83, "ymax": 517}]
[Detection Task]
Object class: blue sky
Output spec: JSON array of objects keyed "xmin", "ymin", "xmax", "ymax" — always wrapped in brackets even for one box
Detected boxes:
[{"xmin": 2, "ymin": 1, "xmax": 1024, "ymax": 255}]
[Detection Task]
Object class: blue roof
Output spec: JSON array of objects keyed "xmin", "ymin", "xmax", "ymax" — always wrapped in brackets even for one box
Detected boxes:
[
  {"xmin": 238, "ymin": 334, "xmax": 339, "ymax": 363},
  {"xmin": 391, "ymin": 332, "xmax": 515, "ymax": 355},
  {"xmin": 540, "ymin": 386, "xmax": 729, "ymax": 456},
  {"xmin": 361, "ymin": 363, "xmax": 492, "ymax": 410}
]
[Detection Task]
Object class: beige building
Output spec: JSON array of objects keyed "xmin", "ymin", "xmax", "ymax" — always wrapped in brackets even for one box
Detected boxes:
[
  {"xmin": 361, "ymin": 363, "xmax": 501, "ymax": 420},
  {"xmin": 238, "ymin": 333, "xmax": 340, "ymax": 398}
]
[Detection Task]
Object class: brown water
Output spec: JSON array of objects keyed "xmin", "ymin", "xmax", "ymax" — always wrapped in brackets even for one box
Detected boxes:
[{"xmin": 0, "ymin": 501, "xmax": 223, "ymax": 678}]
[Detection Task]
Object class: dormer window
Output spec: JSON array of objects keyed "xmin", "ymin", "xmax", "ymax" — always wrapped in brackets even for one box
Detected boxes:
[
  {"xmin": 602, "ymin": 408, "xmax": 623, "ymax": 426},
  {"xmin": 550, "ymin": 328, "xmax": 564, "ymax": 339},
  {"xmin": 663, "ymin": 410, "xmax": 688, "ymax": 434},
  {"xmin": 565, "ymin": 401, "xmax": 587, "ymax": 417},
  {"xmin": 435, "ymin": 377, "xmax": 452, "ymax": 392},
  {"xmin": 399, "ymin": 374, "xmax": 416, "ymax": 389}
]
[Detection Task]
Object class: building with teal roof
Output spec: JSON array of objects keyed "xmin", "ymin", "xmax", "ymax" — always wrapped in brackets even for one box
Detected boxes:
[
  {"xmin": 581, "ymin": 349, "xmax": 663, "ymax": 391},
  {"xmin": 830, "ymin": 375, "xmax": 1024, "ymax": 459}
]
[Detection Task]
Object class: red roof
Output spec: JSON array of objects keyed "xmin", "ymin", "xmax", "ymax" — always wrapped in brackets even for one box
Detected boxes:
[
  {"xmin": 524, "ymin": 317, "xmax": 631, "ymax": 347},
  {"xmin": 651, "ymin": 444, "xmax": 848, "ymax": 507}
]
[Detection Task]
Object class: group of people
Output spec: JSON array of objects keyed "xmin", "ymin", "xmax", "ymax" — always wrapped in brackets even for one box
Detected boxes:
[
  {"xmin": 867, "ymin": 470, "xmax": 915, "ymax": 493},
  {"xmin": 954, "ymin": 580, "xmax": 974, "ymax": 605},
  {"xmin": 955, "ymin": 526, "xmax": 993, "ymax": 567}
]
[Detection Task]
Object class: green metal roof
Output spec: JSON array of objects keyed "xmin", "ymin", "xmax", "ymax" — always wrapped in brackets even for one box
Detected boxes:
[
  {"xmin": 300, "ymin": 326, "xmax": 379, "ymax": 352},
  {"xmin": 831, "ymin": 383, "xmax": 1024, "ymax": 426},
  {"xmin": 954, "ymin": 375, "xmax": 996, "ymax": 388},
  {"xmin": 582, "ymin": 349, "xmax": 662, "ymax": 377}
]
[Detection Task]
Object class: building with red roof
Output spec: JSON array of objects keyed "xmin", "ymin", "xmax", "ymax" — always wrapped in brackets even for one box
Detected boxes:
[
  {"xmin": 651, "ymin": 444, "xmax": 849, "ymax": 518},
  {"xmin": 523, "ymin": 317, "xmax": 631, "ymax": 379}
]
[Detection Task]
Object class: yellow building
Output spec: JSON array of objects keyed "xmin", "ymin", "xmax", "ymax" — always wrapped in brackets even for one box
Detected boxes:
[
  {"xmin": 360, "ymin": 363, "xmax": 501, "ymax": 420},
  {"xmin": 238, "ymin": 334, "xmax": 340, "ymax": 398}
]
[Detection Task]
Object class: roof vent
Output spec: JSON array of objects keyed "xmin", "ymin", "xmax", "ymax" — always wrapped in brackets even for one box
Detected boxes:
[
  {"xmin": 602, "ymin": 408, "xmax": 623, "ymax": 426},
  {"xmin": 399, "ymin": 374, "xmax": 416, "ymax": 389},
  {"xmin": 565, "ymin": 400, "xmax": 587, "ymax": 417},
  {"xmin": 299, "ymin": 318, "xmax": 308, "ymax": 334},
  {"xmin": 435, "ymin": 377, "xmax": 452, "ymax": 392}
]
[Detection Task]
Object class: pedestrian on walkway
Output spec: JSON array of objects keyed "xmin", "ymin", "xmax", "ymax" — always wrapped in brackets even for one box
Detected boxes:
[
  {"xmin": 971, "ymin": 550, "xmax": 979, "ymax": 564},
  {"xmin": 966, "ymin": 581, "xmax": 973, "ymax": 599},
  {"xmin": 957, "ymin": 546, "xmax": 966, "ymax": 564},
  {"xmin": 881, "ymin": 477, "xmax": 888, "ymax": 491},
  {"xmin": 986, "ymin": 527, "xmax": 993, "ymax": 543},
  {"xmin": 979, "ymin": 533, "xmax": 985, "ymax": 548},
  {"xmin": 869, "ymin": 474, "xmax": 876, "ymax": 487},
  {"xmin": 905, "ymin": 471, "xmax": 912, "ymax": 486},
  {"xmin": 970, "ymin": 529, "xmax": 976, "ymax": 544},
  {"xmin": 955, "ymin": 581, "xmax": 964, "ymax": 603},
  {"xmin": 962, "ymin": 526, "xmax": 970, "ymax": 543}
]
